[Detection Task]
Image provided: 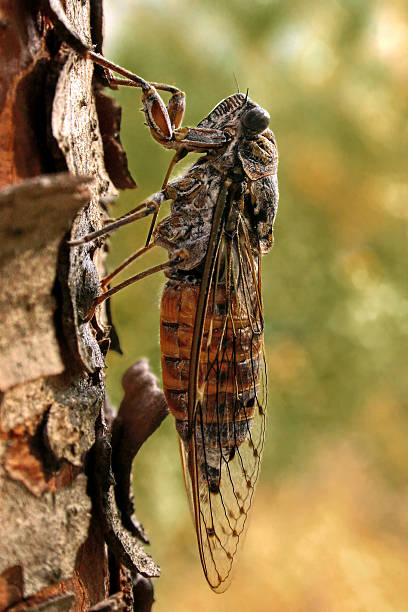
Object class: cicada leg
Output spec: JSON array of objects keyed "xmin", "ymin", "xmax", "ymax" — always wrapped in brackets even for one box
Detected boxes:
[
  {"xmin": 83, "ymin": 249, "xmax": 188, "ymax": 323},
  {"xmin": 69, "ymin": 186, "xmax": 189, "ymax": 322},
  {"xmin": 47, "ymin": 2, "xmax": 229, "ymax": 155},
  {"xmin": 46, "ymin": 1, "xmax": 187, "ymax": 143},
  {"xmin": 105, "ymin": 73, "xmax": 186, "ymax": 131},
  {"xmin": 145, "ymin": 148, "xmax": 189, "ymax": 246},
  {"xmin": 88, "ymin": 61, "xmax": 199, "ymax": 244},
  {"xmin": 86, "ymin": 51, "xmax": 186, "ymax": 144},
  {"xmin": 100, "ymin": 244, "xmax": 155, "ymax": 289},
  {"xmin": 68, "ymin": 192, "xmax": 165, "ymax": 247}
]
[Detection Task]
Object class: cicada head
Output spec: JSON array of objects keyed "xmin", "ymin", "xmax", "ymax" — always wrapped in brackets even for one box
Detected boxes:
[
  {"xmin": 242, "ymin": 106, "xmax": 270, "ymax": 138},
  {"xmin": 197, "ymin": 93, "xmax": 252, "ymax": 131}
]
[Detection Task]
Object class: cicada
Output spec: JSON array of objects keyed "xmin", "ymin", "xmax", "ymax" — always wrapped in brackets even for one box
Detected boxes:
[{"xmin": 68, "ymin": 45, "xmax": 279, "ymax": 592}]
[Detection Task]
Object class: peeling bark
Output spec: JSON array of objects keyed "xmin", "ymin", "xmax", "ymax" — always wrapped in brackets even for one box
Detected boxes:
[
  {"xmin": 0, "ymin": 174, "xmax": 93, "ymax": 390},
  {"xmin": 0, "ymin": 2, "xmax": 166, "ymax": 610}
]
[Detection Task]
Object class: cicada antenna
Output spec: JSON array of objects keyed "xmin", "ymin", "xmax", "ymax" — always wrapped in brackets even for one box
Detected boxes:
[
  {"xmin": 233, "ymin": 72, "xmax": 240, "ymax": 94},
  {"xmin": 245, "ymin": 88, "xmax": 249, "ymax": 103}
]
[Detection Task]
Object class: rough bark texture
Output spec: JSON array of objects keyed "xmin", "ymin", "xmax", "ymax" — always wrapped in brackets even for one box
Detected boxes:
[{"xmin": 0, "ymin": 2, "xmax": 166, "ymax": 610}]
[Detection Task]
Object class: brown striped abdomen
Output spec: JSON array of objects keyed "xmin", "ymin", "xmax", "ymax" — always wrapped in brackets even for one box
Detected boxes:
[{"xmin": 160, "ymin": 279, "xmax": 263, "ymax": 428}]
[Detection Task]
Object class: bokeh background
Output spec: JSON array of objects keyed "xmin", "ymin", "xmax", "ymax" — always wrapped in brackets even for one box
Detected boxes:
[{"xmin": 103, "ymin": 1, "xmax": 408, "ymax": 610}]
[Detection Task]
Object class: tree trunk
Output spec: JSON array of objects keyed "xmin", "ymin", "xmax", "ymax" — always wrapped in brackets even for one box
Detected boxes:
[{"xmin": 0, "ymin": 3, "xmax": 167, "ymax": 610}]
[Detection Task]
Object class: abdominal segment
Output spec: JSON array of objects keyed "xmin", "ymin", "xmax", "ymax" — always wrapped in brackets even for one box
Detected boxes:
[{"xmin": 160, "ymin": 278, "xmax": 263, "ymax": 447}]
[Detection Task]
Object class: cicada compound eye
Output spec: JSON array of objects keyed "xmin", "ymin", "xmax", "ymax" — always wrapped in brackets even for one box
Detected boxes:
[{"xmin": 242, "ymin": 107, "xmax": 270, "ymax": 135}]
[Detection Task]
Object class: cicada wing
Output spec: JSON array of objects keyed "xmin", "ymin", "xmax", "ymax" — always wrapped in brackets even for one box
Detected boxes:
[{"xmin": 180, "ymin": 209, "xmax": 267, "ymax": 592}]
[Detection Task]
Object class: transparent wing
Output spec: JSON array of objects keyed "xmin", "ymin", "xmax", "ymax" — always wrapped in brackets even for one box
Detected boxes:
[{"xmin": 180, "ymin": 208, "xmax": 267, "ymax": 592}]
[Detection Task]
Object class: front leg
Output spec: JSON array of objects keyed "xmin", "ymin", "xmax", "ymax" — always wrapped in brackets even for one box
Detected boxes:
[
  {"xmin": 94, "ymin": 65, "xmax": 228, "ymax": 154},
  {"xmin": 96, "ymin": 68, "xmax": 186, "ymax": 144},
  {"xmin": 109, "ymin": 77, "xmax": 186, "ymax": 133},
  {"xmin": 46, "ymin": 2, "xmax": 229, "ymax": 154},
  {"xmin": 45, "ymin": 0, "xmax": 186, "ymax": 142}
]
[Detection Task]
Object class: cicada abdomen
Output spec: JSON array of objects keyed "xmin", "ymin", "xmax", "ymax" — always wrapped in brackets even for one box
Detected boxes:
[
  {"xmin": 160, "ymin": 230, "xmax": 267, "ymax": 591},
  {"xmin": 160, "ymin": 280, "xmax": 263, "ymax": 428}
]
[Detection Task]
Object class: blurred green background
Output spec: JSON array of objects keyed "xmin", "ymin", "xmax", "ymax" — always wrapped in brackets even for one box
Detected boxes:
[{"xmin": 103, "ymin": 1, "xmax": 408, "ymax": 609}]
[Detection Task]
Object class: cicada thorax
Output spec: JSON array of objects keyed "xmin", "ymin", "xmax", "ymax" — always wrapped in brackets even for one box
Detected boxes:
[{"xmin": 160, "ymin": 277, "xmax": 263, "ymax": 445}]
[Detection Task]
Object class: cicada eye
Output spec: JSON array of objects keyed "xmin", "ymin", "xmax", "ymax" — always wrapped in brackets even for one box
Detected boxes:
[{"xmin": 242, "ymin": 107, "xmax": 270, "ymax": 135}]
